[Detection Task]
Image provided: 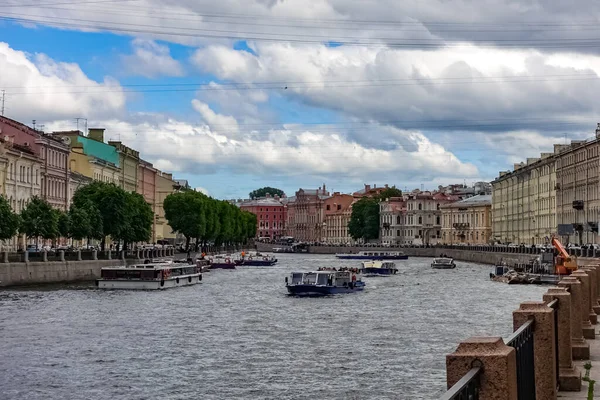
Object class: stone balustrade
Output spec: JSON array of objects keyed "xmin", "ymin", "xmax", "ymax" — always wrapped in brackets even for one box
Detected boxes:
[{"xmin": 442, "ymin": 266, "xmax": 600, "ymax": 399}]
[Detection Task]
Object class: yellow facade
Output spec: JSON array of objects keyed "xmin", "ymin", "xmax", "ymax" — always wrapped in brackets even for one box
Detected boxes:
[
  {"xmin": 441, "ymin": 195, "xmax": 492, "ymax": 244},
  {"xmin": 491, "ymin": 152, "xmax": 557, "ymax": 245},
  {"xmin": 109, "ymin": 141, "xmax": 139, "ymax": 193},
  {"xmin": 555, "ymin": 135, "xmax": 600, "ymax": 244},
  {"xmin": 155, "ymin": 171, "xmax": 177, "ymax": 242},
  {"xmin": 68, "ymin": 148, "xmax": 120, "ymax": 185}
]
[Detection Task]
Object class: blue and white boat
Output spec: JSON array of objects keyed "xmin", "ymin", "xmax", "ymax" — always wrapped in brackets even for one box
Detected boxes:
[
  {"xmin": 359, "ymin": 261, "xmax": 398, "ymax": 276},
  {"xmin": 335, "ymin": 251, "xmax": 408, "ymax": 260},
  {"xmin": 285, "ymin": 270, "xmax": 365, "ymax": 296}
]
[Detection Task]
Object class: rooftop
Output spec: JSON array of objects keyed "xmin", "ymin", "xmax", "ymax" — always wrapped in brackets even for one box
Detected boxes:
[{"xmin": 441, "ymin": 194, "xmax": 492, "ymax": 208}]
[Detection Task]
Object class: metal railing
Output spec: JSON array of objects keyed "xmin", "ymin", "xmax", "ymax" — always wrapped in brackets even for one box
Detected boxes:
[
  {"xmin": 506, "ymin": 319, "xmax": 536, "ymax": 400},
  {"xmin": 547, "ymin": 299, "xmax": 560, "ymax": 390},
  {"xmin": 439, "ymin": 366, "xmax": 482, "ymax": 400}
]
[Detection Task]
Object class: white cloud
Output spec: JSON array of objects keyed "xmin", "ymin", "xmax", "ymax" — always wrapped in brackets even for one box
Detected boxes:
[
  {"xmin": 0, "ymin": 42, "xmax": 126, "ymax": 123},
  {"xmin": 121, "ymin": 39, "xmax": 184, "ymax": 78},
  {"xmin": 195, "ymin": 187, "xmax": 210, "ymax": 195}
]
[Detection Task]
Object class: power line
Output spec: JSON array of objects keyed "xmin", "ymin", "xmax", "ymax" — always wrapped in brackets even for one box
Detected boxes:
[
  {"xmin": 4, "ymin": 14, "xmax": 600, "ymax": 48},
  {"xmin": 0, "ymin": 0, "xmax": 140, "ymax": 8}
]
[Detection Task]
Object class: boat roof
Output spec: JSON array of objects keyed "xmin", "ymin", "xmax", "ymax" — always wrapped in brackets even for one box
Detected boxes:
[
  {"xmin": 101, "ymin": 264, "xmax": 189, "ymax": 270},
  {"xmin": 292, "ymin": 270, "xmax": 352, "ymax": 274}
]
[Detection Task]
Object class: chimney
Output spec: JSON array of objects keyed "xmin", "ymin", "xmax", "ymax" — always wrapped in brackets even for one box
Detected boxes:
[
  {"xmin": 374, "ymin": 184, "xmax": 377, "ymax": 189},
  {"xmin": 322, "ymin": 183, "xmax": 326, "ymax": 194},
  {"xmin": 596, "ymin": 123, "xmax": 600, "ymax": 138},
  {"xmin": 88, "ymin": 128, "xmax": 105, "ymax": 143},
  {"xmin": 365, "ymin": 184, "xmax": 371, "ymax": 192}
]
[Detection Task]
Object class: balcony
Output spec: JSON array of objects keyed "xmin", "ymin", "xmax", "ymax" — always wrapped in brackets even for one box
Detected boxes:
[
  {"xmin": 382, "ymin": 222, "xmax": 390, "ymax": 228},
  {"xmin": 453, "ymin": 223, "xmax": 470, "ymax": 230},
  {"xmin": 573, "ymin": 200, "xmax": 584, "ymax": 210}
]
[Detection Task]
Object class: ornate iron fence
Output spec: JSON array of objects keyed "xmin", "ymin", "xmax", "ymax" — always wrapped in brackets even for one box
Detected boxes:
[
  {"xmin": 506, "ymin": 319, "xmax": 536, "ymax": 400},
  {"xmin": 439, "ymin": 366, "xmax": 482, "ymax": 400}
]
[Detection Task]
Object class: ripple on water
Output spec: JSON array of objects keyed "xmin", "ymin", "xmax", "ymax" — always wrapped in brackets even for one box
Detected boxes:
[{"xmin": 0, "ymin": 254, "xmax": 547, "ymax": 400}]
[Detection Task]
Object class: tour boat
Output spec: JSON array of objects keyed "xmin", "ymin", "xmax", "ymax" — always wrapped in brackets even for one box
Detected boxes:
[
  {"xmin": 359, "ymin": 261, "xmax": 398, "ymax": 276},
  {"xmin": 431, "ymin": 257, "xmax": 456, "ymax": 269},
  {"xmin": 335, "ymin": 251, "xmax": 408, "ymax": 260},
  {"xmin": 96, "ymin": 263, "xmax": 203, "ymax": 290},
  {"xmin": 209, "ymin": 255, "xmax": 238, "ymax": 269},
  {"xmin": 238, "ymin": 252, "xmax": 278, "ymax": 266},
  {"xmin": 285, "ymin": 270, "xmax": 365, "ymax": 296}
]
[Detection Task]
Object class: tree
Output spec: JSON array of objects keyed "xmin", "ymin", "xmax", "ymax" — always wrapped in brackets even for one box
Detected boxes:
[
  {"xmin": 57, "ymin": 210, "xmax": 70, "ymax": 239},
  {"xmin": 0, "ymin": 195, "xmax": 19, "ymax": 245},
  {"xmin": 20, "ymin": 197, "xmax": 59, "ymax": 243},
  {"xmin": 376, "ymin": 187, "xmax": 403, "ymax": 201},
  {"xmin": 249, "ymin": 187, "xmax": 285, "ymax": 199},
  {"xmin": 68, "ymin": 205, "xmax": 92, "ymax": 241},
  {"xmin": 118, "ymin": 192, "xmax": 153, "ymax": 245},
  {"xmin": 348, "ymin": 197, "xmax": 380, "ymax": 241},
  {"xmin": 164, "ymin": 191, "xmax": 207, "ymax": 251}
]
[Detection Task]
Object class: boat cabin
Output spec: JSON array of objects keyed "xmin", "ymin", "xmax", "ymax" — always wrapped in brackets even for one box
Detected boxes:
[
  {"xmin": 289, "ymin": 271, "xmax": 355, "ymax": 286},
  {"xmin": 100, "ymin": 264, "xmax": 199, "ymax": 280}
]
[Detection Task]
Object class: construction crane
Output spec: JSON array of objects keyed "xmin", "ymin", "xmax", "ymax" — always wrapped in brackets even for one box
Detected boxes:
[{"xmin": 552, "ymin": 236, "xmax": 578, "ymax": 275}]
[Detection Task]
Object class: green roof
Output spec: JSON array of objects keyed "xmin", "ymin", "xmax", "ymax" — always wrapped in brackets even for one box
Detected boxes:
[{"xmin": 76, "ymin": 136, "xmax": 120, "ymax": 167}]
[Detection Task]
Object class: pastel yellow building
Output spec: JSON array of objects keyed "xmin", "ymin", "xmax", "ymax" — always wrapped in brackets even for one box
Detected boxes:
[
  {"xmin": 491, "ymin": 150, "xmax": 558, "ymax": 245},
  {"xmin": 108, "ymin": 140, "xmax": 139, "ymax": 193},
  {"xmin": 441, "ymin": 195, "xmax": 492, "ymax": 244},
  {"xmin": 155, "ymin": 171, "xmax": 177, "ymax": 243}
]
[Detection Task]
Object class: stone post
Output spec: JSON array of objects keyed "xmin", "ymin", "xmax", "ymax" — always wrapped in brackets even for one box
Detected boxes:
[
  {"xmin": 23, "ymin": 251, "xmax": 29, "ymax": 263},
  {"xmin": 513, "ymin": 302, "xmax": 557, "ymax": 399},
  {"xmin": 120, "ymin": 250, "xmax": 125, "ymax": 261},
  {"xmin": 107, "ymin": 250, "xmax": 112, "ymax": 260},
  {"xmin": 2, "ymin": 251, "xmax": 8, "ymax": 263},
  {"xmin": 570, "ymin": 270, "xmax": 596, "ymax": 339},
  {"xmin": 543, "ymin": 287, "xmax": 581, "ymax": 391},
  {"xmin": 92, "ymin": 249, "xmax": 98, "ymax": 261},
  {"xmin": 59, "ymin": 250, "xmax": 65, "ymax": 262},
  {"xmin": 77, "ymin": 249, "xmax": 82, "ymax": 261},
  {"xmin": 42, "ymin": 250, "xmax": 48, "ymax": 262},
  {"xmin": 582, "ymin": 267, "xmax": 598, "ymax": 324},
  {"xmin": 446, "ymin": 337, "xmax": 517, "ymax": 400},
  {"xmin": 559, "ymin": 277, "xmax": 590, "ymax": 359},
  {"xmin": 588, "ymin": 264, "xmax": 600, "ymax": 313}
]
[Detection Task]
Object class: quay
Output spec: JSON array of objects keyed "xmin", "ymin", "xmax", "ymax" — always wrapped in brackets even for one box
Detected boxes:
[{"xmin": 439, "ymin": 262, "xmax": 600, "ymax": 399}]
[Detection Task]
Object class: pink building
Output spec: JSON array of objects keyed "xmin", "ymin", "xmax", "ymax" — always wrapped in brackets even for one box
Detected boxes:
[
  {"xmin": 0, "ymin": 116, "xmax": 70, "ymax": 210},
  {"xmin": 240, "ymin": 196, "xmax": 286, "ymax": 240},
  {"xmin": 137, "ymin": 159, "xmax": 157, "ymax": 240},
  {"xmin": 285, "ymin": 185, "xmax": 331, "ymax": 241}
]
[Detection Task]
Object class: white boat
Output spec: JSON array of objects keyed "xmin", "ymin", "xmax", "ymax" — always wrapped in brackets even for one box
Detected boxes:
[
  {"xmin": 359, "ymin": 261, "xmax": 398, "ymax": 276},
  {"xmin": 335, "ymin": 251, "xmax": 408, "ymax": 260},
  {"xmin": 431, "ymin": 257, "xmax": 456, "ymax": 269},
  {"xmin": 96, "ymin": 263, "xmax": 203, "ymax": 290}
]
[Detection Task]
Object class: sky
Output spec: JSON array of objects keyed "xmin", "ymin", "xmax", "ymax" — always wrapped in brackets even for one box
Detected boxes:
[{"xmin": 1, "ymin": 0, "xmax": 600, "ymax": 199}]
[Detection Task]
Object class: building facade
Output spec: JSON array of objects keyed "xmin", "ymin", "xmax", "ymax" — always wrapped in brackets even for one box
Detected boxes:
[
  {"xmin": 404, "ymin": 191, "xmax": 456, "ymax": 245},
  {"xmin": 68, "ymin": 171, "xmax": 92, "ymax": 206},
  {"xmin": 380, "ymin": 197, "xmax": 406, "ymax": 245},
  {"xmin": 108, "ymin": 139, "xmax": 139, "ymax": 193},
  {"xmin": 491, "ymin": 150, "xmax": 559, "ymax": 245},
  {"xmin": 155, "ymin": 171, "xmax": 178, "ymax": 244},
  {"xmin": 322, "ymin": 193, "xmax": 354, "ymax": 244},
  {"xmin": 441, "ymin": 194, "xmax": 492, "ymax": 244},
  {"xmin": 55, "ymin": 130, "xmax": 121, "ymax": 185},
  {"xmin": 555, "ymin": 128, "xmax": 600, "ymax": 244},
  {"xmin": 240, "ymin": 196, "xmax": 286, "ymax": 240},
  {"xmin": 0, "ymin": 139, "xmax": 42, "ymax": 250},
  {"xmin": 37, "ymin": 134, "xmax": 70, "ymax": 210},
  {"xmin": 286, "ymin": 185, "xmax": 330, "ymax": 241}
]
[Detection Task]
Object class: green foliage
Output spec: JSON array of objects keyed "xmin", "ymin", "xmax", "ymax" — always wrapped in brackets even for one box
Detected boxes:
[
  {"xmin": 376, "ymin": 187, "xmax": 403, "ymax": 200},
  {"xmin": 57, "ymin": 211, "xmax": 70, "ymax": 238},
  {"xmin": 0, "ymin": 195, "xmax": 20, "ymax": 241},
  {"xmin": 164, "ymin": 190, "xmax": 257, "ymax": 248},
  {"xmin": 68, "ymin": 205, "xmax": 92, "ymax": 240},
  {"xmin": 118, "ymin": 192, "xmax": 153, "ymax": 243},
  {"xmin": 348, "ymin": 197, "xmax": 380, "ymax": 241},
  {"xmin": 20, "ymin": 197, "xmax": 59, "ymax": 240},
  {"xmin": 249, "ymin": 187, "xmax": 285, "ymax": 200}
]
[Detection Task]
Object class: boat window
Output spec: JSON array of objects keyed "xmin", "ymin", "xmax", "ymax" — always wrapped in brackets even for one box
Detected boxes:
[
  {"xmin": 291, "ymin": 273, "xmax": 303, "ymax": 284},
  {"xmin": 304, "ymin": 273, "xmax": 317, "ymax": 285},
  {"xmin": 316, "ymin": 274, "xmax": 329, "ymax": 285}
]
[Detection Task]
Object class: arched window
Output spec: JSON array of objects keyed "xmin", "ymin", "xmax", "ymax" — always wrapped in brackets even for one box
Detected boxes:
[
  {"xmin": 418, "ymin": 216, "xmax": 422, "ymax": 224},
  {"xmin": 396, "ymin": 216, "xmax": 401, "ymax": 224},
  {"xmin": 418, "ymin": 203, "xmax": 422, "ymax": 210}
]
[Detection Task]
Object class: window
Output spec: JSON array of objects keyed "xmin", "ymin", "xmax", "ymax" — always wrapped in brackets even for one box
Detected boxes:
[
  {"xmin": 418, "ymin": 216, "xmax": 422, "ymax": 224},
  {"xmin": 418, "ymin": 203, "xmax": 422, "ymax": 210},
  {"xmin": 396, "ymin": 216, "xmax": 401, "ymax": 224},
  {"xmin": 337, "ymin": 204, "xmax": 341, "ymax": 210},
  {"xmin": 436, "ymin": 216, "xmax": 440, "ymax": 225},
  {"xmin": 437, "ymin": 203, "xmax": 440, "ymax": 210},
  {"xmin": 396, "ymin": 229, "xmax": 400, "ymax": 236},
  {"xmin": 326, "ymin": 205, "xmax": 331, "ymax": 211}
]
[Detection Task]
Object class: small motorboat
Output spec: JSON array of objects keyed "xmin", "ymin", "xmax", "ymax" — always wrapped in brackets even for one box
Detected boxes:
[
  {"xmin": 285, "ymin": 270, "xmax": 365, "ymax": 296},
  {"xmin": 209, "ymin": 255, "xmax": 238, "ymax": 269},
  {"xmin": 238, "ymin": 252, "xmax": 277, "ymax": 266},
  {"xmin": 359, "ymin": 261, "xmax": 398, "ymax": 276},
  {"xmin": 431, "ymin": 257, "xmax": 456, "ymax": 269}
]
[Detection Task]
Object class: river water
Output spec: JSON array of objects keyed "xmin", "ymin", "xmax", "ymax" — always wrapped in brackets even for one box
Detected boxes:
[{"xmin": 0, "ymin": 254, "xmax": 547, "ymax": 400}]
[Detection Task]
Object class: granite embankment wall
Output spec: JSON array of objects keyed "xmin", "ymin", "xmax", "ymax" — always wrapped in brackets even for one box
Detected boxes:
[
  {"xmin": 257, "ymin": 243, "xmax": 600, "ymax": 267},
  {"xmin": 0, "ymin": 259, "xmax": 126, "ymax": 287}
]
